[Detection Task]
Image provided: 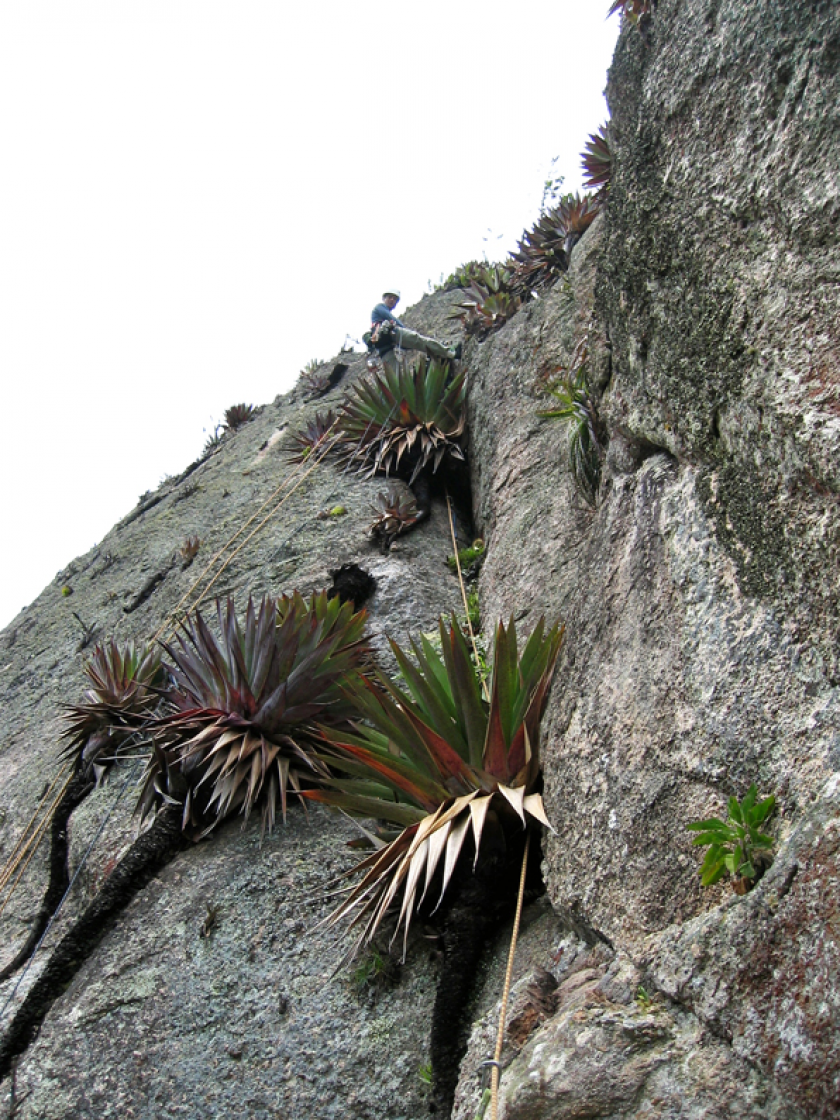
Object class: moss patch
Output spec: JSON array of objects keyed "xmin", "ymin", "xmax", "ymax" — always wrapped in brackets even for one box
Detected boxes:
[{"xmin": 698, "ymin": 464, "xmax": 792, "ymax": 600}]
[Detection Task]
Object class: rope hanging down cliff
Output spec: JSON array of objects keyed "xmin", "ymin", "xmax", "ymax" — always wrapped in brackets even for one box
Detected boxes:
[
  {"xmin": 0, "ymin": 390, "xmax": 402, "ymax": 968},
  {"xmin": 0, "ymin": 421, "xmax": 345, "ymax": 959}
]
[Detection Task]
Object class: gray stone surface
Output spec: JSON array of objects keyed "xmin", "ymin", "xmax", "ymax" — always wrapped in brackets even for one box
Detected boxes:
[
  {"xmin": 454, "ymin": 937, "xmax": 799, "ymax": 1120},
  {"xmin": 13, "ymin": 809, "xmax": 439, "ymax": 1120},
  {"xmin": 0, "ymin": 353, "xmax": 465, "ymax": 1119},
  {"xmin": 2, "ymin": 0, "xmax": 840, "ymax": 1115},
  {"xmin": 599, "ymin": 0, "xmax": 840, "ymax": 659},
  {"xmin": 455, "ymin": 0, "xmax": 840, "ymax": 1115}
]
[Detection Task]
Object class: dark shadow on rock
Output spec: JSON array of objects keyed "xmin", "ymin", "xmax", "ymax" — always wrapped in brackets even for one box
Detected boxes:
[
  {"xmin": 0, "ymin": 805, "xmax": 188, "ymax": 1081},
  {"xmin": 0, "ymin": 772, "xmax": 94, "ymax": 983},
  {"xmin": 328, "ymin": 564, "xmax": 377, "ymax": 607},
  {"xmin": 427, "ymin": 830, "xmax": 546, "ymax": 1117}
]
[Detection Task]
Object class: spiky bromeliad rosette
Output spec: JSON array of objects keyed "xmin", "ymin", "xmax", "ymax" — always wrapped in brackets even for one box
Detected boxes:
[
  {"xmin": 337, "ymin": 358, "xmax": 466, "ymax": 485},
  {"xmin": 368, "ymin": 486, "xmax": 419, "ymax": 549},
  {"xmin": 137, "ymin": 591, "xmax": 369, "ymax": 839},
  {"xmin": 449, "ymin": 264, "xmax": 521, "ymax": 336},
  {"xmin": 307, "ymin": 615, "xmax": 563, "ymax": 962},
  {"xmin": 509, "ymin": 194, "xmax": 601, "ymax": 297},
  {"xmin": 62, "ymin": 639, "xmax": 164, "ymax": 783}
]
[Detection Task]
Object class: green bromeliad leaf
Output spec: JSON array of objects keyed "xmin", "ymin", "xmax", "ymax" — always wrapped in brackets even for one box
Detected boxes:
[
  {"xmin": 337, "ymin": 359, "xmax": 466, "ymax": 485},
  {"xmin": 307, "ymin": 615, "xmax": 563, "ymax": 961},
  {"xmin": 538, "ymin": 337, "xmax": 604, "ymax": 507},
  {"xmin": 138, "ymin": 591, "xmax": 368, "ymax": 838},
  {"xmin": 449, "ymin": 266, "xmax": 521, "ymax": 335},
  {"xmin": 62, "ymin": 640, "xmax": 164, "ymax": 783},
  {"xmin": 688, "ymin": 784, "xmax": 777, "ymax": 891}
]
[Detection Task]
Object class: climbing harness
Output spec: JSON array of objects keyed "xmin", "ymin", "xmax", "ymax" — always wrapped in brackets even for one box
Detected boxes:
[{"xmin": 365, "ymin": 318, "xmax": 409, "ymax": 377}]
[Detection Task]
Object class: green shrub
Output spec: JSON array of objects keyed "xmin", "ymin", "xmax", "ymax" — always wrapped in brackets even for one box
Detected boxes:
[{"xmin": 687, "ymin": 784, "xmax": 776, "ymax": 891}]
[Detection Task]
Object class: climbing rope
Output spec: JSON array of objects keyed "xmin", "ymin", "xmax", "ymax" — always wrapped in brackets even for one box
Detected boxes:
[
  {"xmin": 0, "ymin": 765, "xmax": 75, "ymax": 924},
  {"xmin": 0, "ymin": 766, "xmax": 73, "ymax": 897},
  {"xmin": 171, "ymin": 432, "xmax": 340, "ymax": 631},
  {"xmin": 150, "ymin": 420, "xmax": 342, "ymax": 645},
  {"xmin": 489, "ymin": 831, "xmax": 531, "ymax": 1120},
  {"xmin": 0, "ymin": 756, "xmax": 143, "ymax": 1024},
  {"xmin": 0, "ymin": 358, "xmax": 430, "ymax": 1006},
  {"xmin": 0, "ymin": 415, "xmax": 346, "ymax": 926},
  {"xmin": 0, "ymin": 427, "xmax": 339, "ymax": 919},
  {"xmin": 445, "ymin": 491, "xmax": 489, "ymax": 702},
  {"xmin": 173, "ymin": 391, "xmax": 398, "ymax": 622}
]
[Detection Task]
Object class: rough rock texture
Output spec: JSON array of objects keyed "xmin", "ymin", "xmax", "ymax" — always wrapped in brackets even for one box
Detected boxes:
[
  {"xmin": 12, "ymin": 811, "xmax": 442, "ymax": 1120},
  {"xmin": 0, "ymin": 334, "xmax": 468, "ymax": 1120},
  {"xmin": 646, "ymin": 774, "xmax": 840, "ymax": 1120},
  {"xmin": 454, "ymin": 0, "xmax": 840, "ymax": 1116},
  {"xmin": 453, "ymin": 934, "xmax": 799, "ymax": 1120},
  {"xmin": 2, "ymin": 0, "xmax": 839, "ymax": 1116}
]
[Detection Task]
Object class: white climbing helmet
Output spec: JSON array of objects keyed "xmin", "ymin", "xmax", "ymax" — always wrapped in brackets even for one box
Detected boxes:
[{"xmin": 383, "ymin": 288, "xmax": 401, "ymax": 300}]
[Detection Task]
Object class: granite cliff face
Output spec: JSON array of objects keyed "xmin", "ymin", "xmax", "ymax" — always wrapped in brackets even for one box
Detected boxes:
[{"xmin": 1, "ymin": 0, "xmax": 839, "ymax": 1116}]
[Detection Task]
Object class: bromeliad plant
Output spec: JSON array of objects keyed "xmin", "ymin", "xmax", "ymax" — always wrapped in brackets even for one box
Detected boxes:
[
  {"xmin": 138, "ymin": 591, "xmax": 369, "ymax": 838},
  {"xmin": 538, "ymin": 336, "xmax": 604, "ymax": 507},
  {"xmin": 0, "ymin": 641, "xmax": 165, "ymax": 985},
  {"xmin": 687, "ymin": 784, "xmax": 776, "ymax": 895},
  {"xmin": 510, "ymin": 195, "xmax": 601, "ymax": 296},
  {"xmin": 608, "ymin": 0, "xmax": 652, "ymax": 24},
  {"xmin": 203, "ymin": 423, "xmax": 225, "ymax": 455},
  {"xmin": 435, "ymin": 260, "xmax": 490, "ymax": 293},
  {"xmin": 337, "ymin": 359, "xmax": 466, "ymax": 486},
  {"xmin": 62, "ymin": 640, "xmax": 164, "ymax": 783},
  {"xmin": 284, "ymin": 410, "xmax": 339, "ymax": 464},
  {"xmin": 298, "ymin": 360, "xmax": 330, "ymax": 398},
  {"xmin": 582, "ymin": 125, "xmax": 612, "ymax": 199},
  {"xmin": 0, "ymin": 592, "xmax": 370, "ymax": 1069},
  {"xmin": 223, "ymin": 403, "xmax": 255, "ymax": 430},
  {"xmin": 510, "ymin": 205, "xmax": 575, "ymax": 294},
  {"xmin": 179, "ymin": 536, "xmax": 201, "ymax": 569},
  {"xmin": 450, "ymin": 265, "xmax": 521, "ymax": 336},
  {"xmin": 308, "ymin": 615, "xmax": 563, "ymax": 961},
  {"xmin": 369, "ymin": 487, "xmax": 420, "ymax": 551},
  {"xmin": 299, "ymin": 360, "xmax": 349, "ymax": 399},
  {"xmin": 555, "ymin": 193, "xmax": 601, "ymax": 256}
]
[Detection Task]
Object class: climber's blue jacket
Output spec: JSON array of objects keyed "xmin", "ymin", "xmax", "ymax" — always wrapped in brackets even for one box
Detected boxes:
[{"xmin": 371, "ymin": 302, "xmax": 405, "ymax": 328}]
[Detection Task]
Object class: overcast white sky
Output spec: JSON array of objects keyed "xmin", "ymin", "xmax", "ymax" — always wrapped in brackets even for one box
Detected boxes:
[{"xmin": 0, "ymin": 2, "xmax": 618, "ymax": 631}]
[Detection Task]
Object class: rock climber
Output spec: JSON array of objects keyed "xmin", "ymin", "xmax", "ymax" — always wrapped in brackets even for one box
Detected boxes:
[{"xmin": 366, "ymin": 288, "xmax": 460, "ymax": 373}]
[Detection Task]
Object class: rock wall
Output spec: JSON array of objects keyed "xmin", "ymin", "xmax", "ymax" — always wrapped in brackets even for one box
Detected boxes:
[
  {"xmin": 457, "ymin": 0, "xmax": 840, "ymax": 1115},
  {"xmin": 0, "ymin": 332, "xmax": 472, "ymax": 1120},
  {"xmin": 1, "ymin": 0, "xmax": 839, "ymax": 1116}
]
